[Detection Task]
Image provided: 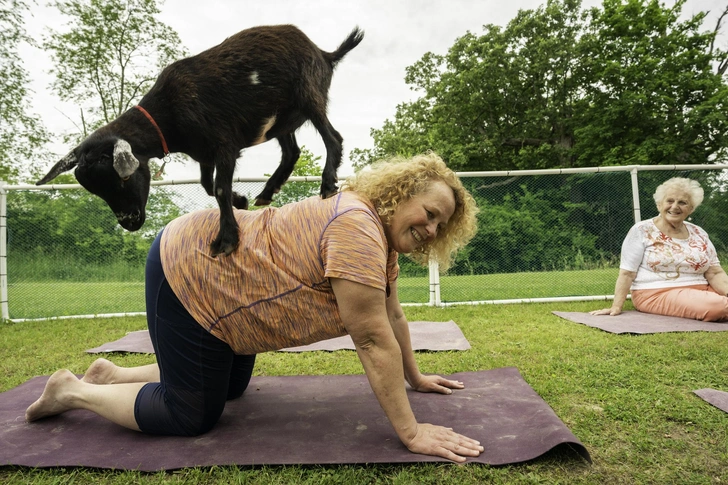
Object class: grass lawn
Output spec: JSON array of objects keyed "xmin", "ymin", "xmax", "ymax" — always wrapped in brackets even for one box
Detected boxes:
[
  {"xmin": 1, "ymin": 300, "xmax": 727, "ymax": 484},
  {"xmin": 7, "ymin": 268, "xmax": 619, "ymax": 319}
]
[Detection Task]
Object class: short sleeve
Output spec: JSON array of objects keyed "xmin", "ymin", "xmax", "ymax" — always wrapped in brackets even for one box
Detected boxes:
[
  {"xmin": 619, "ymin": 224, "xmax": 646, "ymax": 272},
  {"xmin": 321, "ymin": 209, "xmax": 388, "ymax": 291},
  {"xmin": 387, "ymin": 250, "xmax": 399, "ymax": 283},
  {"xmin": 698, "ymin": 227, "xmax": 720, "ymax": 267}
]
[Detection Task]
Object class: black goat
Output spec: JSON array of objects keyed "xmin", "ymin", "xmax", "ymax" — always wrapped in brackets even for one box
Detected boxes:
[{"xmin": 36, "ymin": 24, "xmax": 364, "ymax": 256}]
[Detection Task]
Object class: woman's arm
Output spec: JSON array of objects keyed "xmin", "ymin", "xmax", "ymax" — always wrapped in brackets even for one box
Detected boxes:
[
  {"xmin": 385, "ymin": 279, "xmax": 464, "ymax": 394},
  {"xmin": 330, "ymin": 277, "xmax": 482, "ymax": 462},
  {"xmin": 590, "ymin": 269, "xmax": 637, "ymax": 316},
  {"xmin": 705, "ymin": 265, "xmax": 728, "ymax": 296}
]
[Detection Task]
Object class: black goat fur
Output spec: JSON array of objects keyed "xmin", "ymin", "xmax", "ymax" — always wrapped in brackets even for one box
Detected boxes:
[{"xmin": 36, "ymin": 24, "xmax": 364, "ymax": 256}]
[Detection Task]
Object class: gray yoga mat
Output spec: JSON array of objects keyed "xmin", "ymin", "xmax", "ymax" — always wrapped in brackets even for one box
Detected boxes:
[
  {"xmin": 0, "ymin": 368, "xmax": 590, "ymax": 469},
  {"xmin": 694, "ymin": 388, "xmax": 728, "ymax": 413},
  {"xmin": 86, "ymin": 320, "xmax": 471, "ymax": 354},
  {"xmin": 552, "ymin": 311, "xmax": 728, "ymax": 335}
]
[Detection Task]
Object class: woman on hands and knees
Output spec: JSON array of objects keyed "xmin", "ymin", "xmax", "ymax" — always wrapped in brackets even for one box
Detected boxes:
[
  {"xmin": 26, "ymin": 152, "xmax": 482, "ymax": 462},
  {"xmin": 591, "ymin": 177, "xmax": 728, "ymax": 321}
]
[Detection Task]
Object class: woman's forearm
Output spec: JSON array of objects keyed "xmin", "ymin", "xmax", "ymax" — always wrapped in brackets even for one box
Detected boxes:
[
  {"xmin": 705, "ymin": 266, "xmax": 728, "ymax": 296},
  {"xmin": 354, "ymin": 338, "xmax": 419, "ymax": 444},
  {"xmin": 388, "ymin": 313, "xmax": 421, "ymax": 387},
  {"xmin": 611, "ymin": 270, "xmax": 637, "ymax": 312}
]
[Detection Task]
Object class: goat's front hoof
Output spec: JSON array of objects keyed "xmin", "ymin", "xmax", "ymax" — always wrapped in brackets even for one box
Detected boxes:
[
  {"xmin": 232, "ymin": 194, "xmax": 249, "ymax": 210},
  {"xmin": 210, "ymin": 232, "xmax": 239, "ymax": 257},
  {"xmin": 254, "ymin": 198, "xmax": 272, "ymax": 206}
]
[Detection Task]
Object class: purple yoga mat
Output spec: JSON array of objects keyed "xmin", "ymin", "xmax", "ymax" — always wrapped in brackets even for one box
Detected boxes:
[
  {"xmin": 694, "ymin": 388, "xmax": 728, "ymax": 413},
  {"xmin": 552, "ymin": 311, "xmax": 728, "ymax": 335},
  {"xmin": 85, "ymin": 320, "xmax": 471, "ymax": 354},
  {"xmin": 0, "ymin": 368, "xmax": 589, "ymax": 470}
]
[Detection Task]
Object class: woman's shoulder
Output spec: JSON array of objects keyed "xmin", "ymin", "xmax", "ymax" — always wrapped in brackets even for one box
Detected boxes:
[
  {"xmin": 630, "ymin": 219, "xmax": 657, "ymax": 234},
  {"xmin": 685, "ymin": 221, "xmax": 710, "ymax": 237},
  {"xmin": 336, "ymin": 190, "xmax": 376, "ymax": 210}
]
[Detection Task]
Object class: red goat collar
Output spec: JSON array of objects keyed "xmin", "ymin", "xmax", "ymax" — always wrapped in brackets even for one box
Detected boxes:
[{"xmin": 134, "ymin": 105, "xmax": 169, "ymax": 156}]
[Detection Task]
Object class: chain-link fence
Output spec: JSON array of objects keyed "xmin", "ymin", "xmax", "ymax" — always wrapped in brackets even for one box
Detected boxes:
[{"xmin": 2, "ymin": 165, "xmax": 726, "ymax": 321}]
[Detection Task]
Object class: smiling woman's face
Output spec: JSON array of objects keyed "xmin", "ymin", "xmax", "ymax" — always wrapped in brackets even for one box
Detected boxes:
[
  {"xmin": 658, "ymin": 189, "xmax": 693, "ymax": 225},
  {"xmin": 384, "ymin": 180, "xmax": 456, "ymax": 254}
]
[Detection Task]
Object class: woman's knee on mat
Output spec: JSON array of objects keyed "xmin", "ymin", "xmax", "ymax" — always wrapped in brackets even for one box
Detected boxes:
[
  {"xmin": 227, "ymin": 354, "xmax": 256, "ymax": 400},
  {"xmin": 701, "ymin": 300, "xmax": 728, "ymax": 322},
  {"xmin": 135, "ymin": 383, "xmax": 226, "ymax": 436}
]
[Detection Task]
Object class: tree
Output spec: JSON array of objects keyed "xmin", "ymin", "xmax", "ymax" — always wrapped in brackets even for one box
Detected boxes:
[
  {"xmin": 268, "ymin": 147, "xmax": 324, "ymax": 207},
  {"xmin": 355, "ymin": 0, "xmax": 728, "ymax": 171},
  {"xmin": 0, "ymin": 0, "xmax": 50, "ymax": 182},
  {"xmin": 7, "ymin": 173, "xmax": 183, "ymax": 275},
  {"xmin": 43, "ymin": 0, "xmax": 187, "ymax": 140},
  {"xmin": 8, "ymin": 0, "xmax": 188, "ymax": 275},
  {"xmin": 574, "ymin": 0, "xmax": 728, "ymax": 165}
]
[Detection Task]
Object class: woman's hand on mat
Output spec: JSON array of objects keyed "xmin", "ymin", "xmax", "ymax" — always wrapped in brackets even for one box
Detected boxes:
[
  {"xmin": 590, "ymin": 308, "xmax": 622, "ymax": 316},
  {"xmin": 406, "ymin": 423, "xmax": 483, "ymax": 462},
  {"xmin": 410, "ymin": 374, "xmax": 464, "ymax": 395}
]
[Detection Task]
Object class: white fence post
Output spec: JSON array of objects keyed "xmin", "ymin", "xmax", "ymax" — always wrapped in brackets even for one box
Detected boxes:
[
  {"xmin": 630, "ymin": 167, "xmax": 641, "ymax": 223},
  {"xmin": 0, "ymin": 181, "xmax": 8, "ymax": 320},
  {"xmin": 428, "ymin": 259, "xmax": 441, "ymax": 306}
]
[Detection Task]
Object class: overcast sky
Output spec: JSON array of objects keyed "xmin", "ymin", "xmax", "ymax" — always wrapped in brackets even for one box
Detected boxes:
[{"xmin": 21, "ymin": 0, "xmax": 727, "ymax": 181}]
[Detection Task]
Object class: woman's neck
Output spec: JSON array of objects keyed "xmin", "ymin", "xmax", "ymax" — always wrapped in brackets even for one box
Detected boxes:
[{"xmin": 654, "ymin": 216, "xmax": 688, "ymax": 238}]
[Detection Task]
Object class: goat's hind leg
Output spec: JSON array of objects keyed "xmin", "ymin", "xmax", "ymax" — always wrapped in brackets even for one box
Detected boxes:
[
  {"xmin": 254, "ymin": 133, "xmax": 301, "ymax": 206},
  {"xmin": 209, "ymin": 159, "xmax": 241, "ymax": 257},
  {"xmin": 309, "ymin": 114, "xmax": 343, "ymax": 199}
]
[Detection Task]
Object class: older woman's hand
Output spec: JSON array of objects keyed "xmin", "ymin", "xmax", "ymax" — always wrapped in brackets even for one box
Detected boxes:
[
  {"xmin": 405, "ymin": 423, "xmax": 483, "ymax": 462},
  {"xmin": 410, "ymin": 374, "xmax": 464, "ymax": 395},
  {"xmin": 589, "ymin": 308, "xmax": 621, "ymax": 316}
]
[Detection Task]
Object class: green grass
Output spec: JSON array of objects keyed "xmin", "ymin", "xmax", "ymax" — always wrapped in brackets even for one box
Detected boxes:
[
  {"xmin": 8, "ymin": 268, "xmax": 620, "ymax": 319},
  {"xmin": 2, "ymin": 301, "xmax": 727, "ymax": 483},
  {"xmin": 9, "ymin": 254, "xmax": 146, "ymax": 282},
  {"xmin": 9, "ymin": 281, "xmax": 146, "ymax": 318}
]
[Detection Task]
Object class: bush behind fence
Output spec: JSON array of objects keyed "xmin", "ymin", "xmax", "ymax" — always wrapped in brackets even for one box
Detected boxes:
[{"xmin": 4, "ymin": 166, "xmax": 727, "ymax": 320}]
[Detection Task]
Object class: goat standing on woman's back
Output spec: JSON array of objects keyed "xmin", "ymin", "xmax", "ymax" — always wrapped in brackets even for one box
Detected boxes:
[{"xmin": 37, "ymin": 24, "xmax": 365, "ymax": 256}]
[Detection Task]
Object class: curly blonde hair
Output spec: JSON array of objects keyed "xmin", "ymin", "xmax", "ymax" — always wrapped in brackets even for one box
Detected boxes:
[
  {"xmin": 341, "ymin": 152, "xmax": 478, "ymax": 272},
  {"xmin": 653, "ymin": 177, "xmax": 704, "ymax": 210}
]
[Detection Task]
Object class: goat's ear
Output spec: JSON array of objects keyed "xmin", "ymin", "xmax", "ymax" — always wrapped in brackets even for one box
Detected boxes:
[
  {"xmin": 112, "ymin": 139, "xmax": 140, "ymax": 179},
  {"xmin": 36, "ymin": 150, "xmax": 78, "ymax": 186}
]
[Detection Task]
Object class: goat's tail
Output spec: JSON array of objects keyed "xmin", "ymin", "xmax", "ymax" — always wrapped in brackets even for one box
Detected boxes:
[{"xmin": 327, "ymin": 27, "xmax": 364, "ymax": 66}]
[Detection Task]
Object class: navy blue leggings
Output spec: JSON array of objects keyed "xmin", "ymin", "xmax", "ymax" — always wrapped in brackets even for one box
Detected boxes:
[{"xmin": 134, "ymin": 230, "xmax": 256, "ymax": 436}]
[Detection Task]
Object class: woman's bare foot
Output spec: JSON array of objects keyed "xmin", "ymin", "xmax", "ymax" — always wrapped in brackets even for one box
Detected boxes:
[
  {"xmin": 25, "ymin": 369, "xmax": 80, "ymax": 422},
  {"xmin": 81, "ymin": 358, "xmax": 117, "ymax": 384}
]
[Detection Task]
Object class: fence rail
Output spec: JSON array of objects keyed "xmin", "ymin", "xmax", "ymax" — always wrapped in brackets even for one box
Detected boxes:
[{"xmin": 2, "ymin": 164, "xmax": 727, "ymax": 321}]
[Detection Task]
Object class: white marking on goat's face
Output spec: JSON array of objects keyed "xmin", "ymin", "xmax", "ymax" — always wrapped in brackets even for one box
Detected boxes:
[
  {"xmin": 249, "ymin": 71, "xmax": 260, "ymax": 85},
  {"xmin": 113, "ymin": 139, "xmax": 133, "ymax": 158},
  {"xmin": 252, "ymin": 116, "xmax": 277, "ymax": 146}
]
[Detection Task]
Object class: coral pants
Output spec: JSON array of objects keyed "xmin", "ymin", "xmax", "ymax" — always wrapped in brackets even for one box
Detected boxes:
[{"xmin": 631, "ymin": 284, "xmax": 728, "ymax": 322}]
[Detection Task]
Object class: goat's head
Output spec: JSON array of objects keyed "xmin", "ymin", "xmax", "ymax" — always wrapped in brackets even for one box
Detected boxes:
[{"xmin": 36, "ymin": 133, "xmax": 152, "ymax": 231}]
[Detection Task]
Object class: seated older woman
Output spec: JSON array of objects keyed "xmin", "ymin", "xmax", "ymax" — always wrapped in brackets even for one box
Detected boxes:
[{"xmin": 591, "ymin": 177, "xmax": 728, "ymax": 321}]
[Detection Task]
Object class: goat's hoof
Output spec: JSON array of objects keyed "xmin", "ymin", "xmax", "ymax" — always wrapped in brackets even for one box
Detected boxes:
[
  {"xmin": 232, "ymin": 194, "xmax": 249, "ymax": 210},
  {"xmin": 210, "ymin": 236, "xmax": 239, "ymax": 257},
  {"xmin": 254, "ymin": 198, "xmax": 272, "ymax": 206}
]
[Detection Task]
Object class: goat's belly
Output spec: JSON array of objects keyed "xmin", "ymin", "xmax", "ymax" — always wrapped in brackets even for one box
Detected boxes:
[{"xmin": 251, "ymin": 116, "xmax": 277, "ymax": 146}]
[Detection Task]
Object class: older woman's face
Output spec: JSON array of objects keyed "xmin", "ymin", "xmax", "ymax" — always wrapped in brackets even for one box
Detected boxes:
[
  {"xmin": 658, "ymin": 189, "xmax": 693, "ymax": 225},
  {"xmin": 385, "ymin": 180, "xmax": 456, "ymax": 254}
]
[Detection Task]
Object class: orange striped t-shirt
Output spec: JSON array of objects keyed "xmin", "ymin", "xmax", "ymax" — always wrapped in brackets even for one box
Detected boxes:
[{"xmin": 160, "ymin": 191, "xmax": 399, "ymax": 354}]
